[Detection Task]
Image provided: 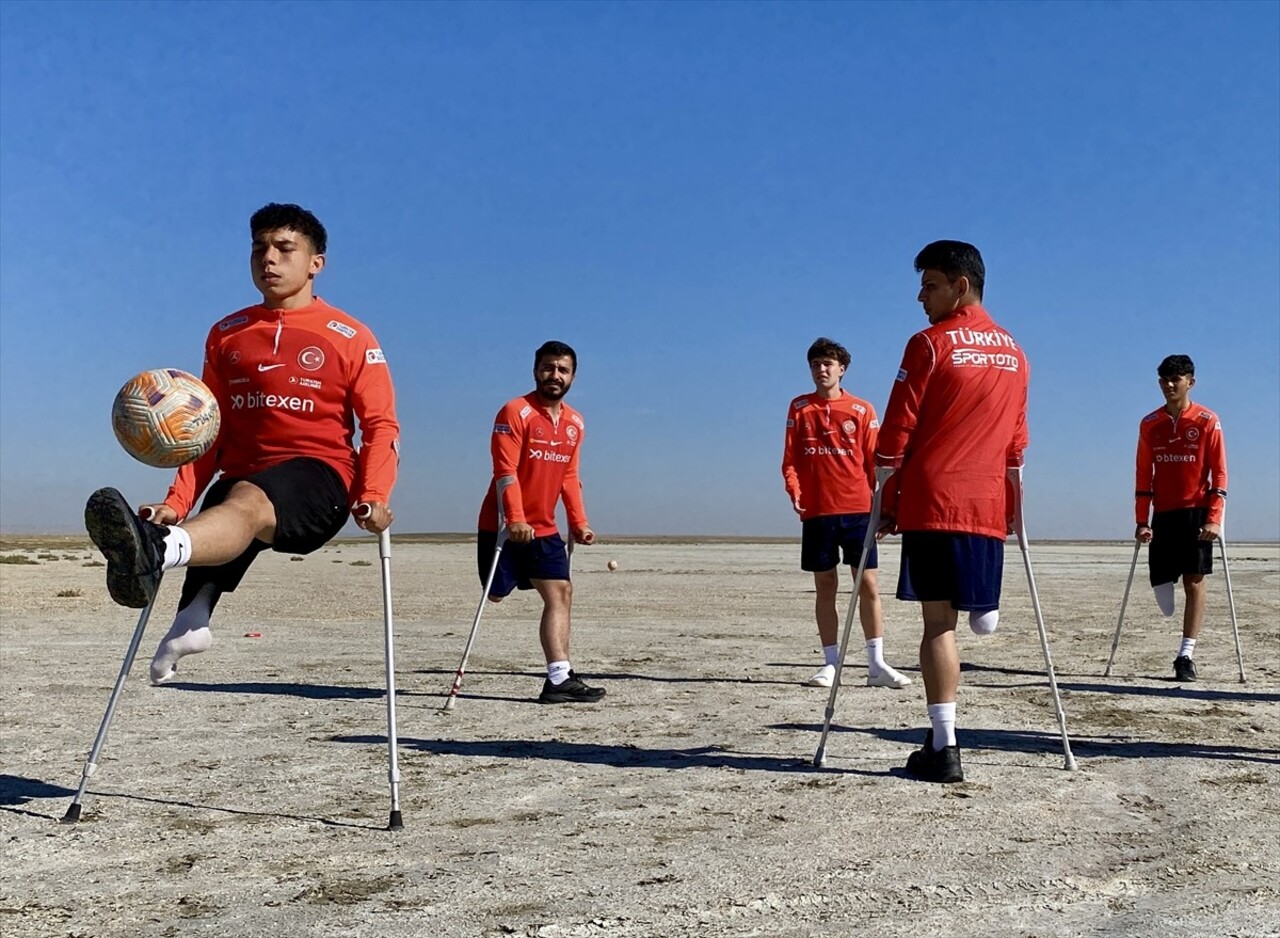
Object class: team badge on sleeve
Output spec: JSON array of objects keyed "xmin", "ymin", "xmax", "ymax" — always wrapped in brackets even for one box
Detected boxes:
[
  {"xmin": 327, "ymin": 320, "xmax": 357, "ymax": 339},
  {"xmin": 896, "ymin": 368, "xmax": 908, "ymax": 382},
  {"xmin": 493, "ymin": 423, "xmax": 512, "ymax": 435},
  {"xmin": 366, "ymin": 348, "xmax": 386, "ymax": 364}
]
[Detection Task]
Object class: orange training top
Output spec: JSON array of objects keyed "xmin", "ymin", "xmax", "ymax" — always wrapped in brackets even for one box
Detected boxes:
[
  {"xmin": 164, "ymin": 298, "xmax": 400, "ymax": 520},
  {"xmin": 478, "ymin": 393, "xmax": 588, "ymax": 537},
  {"xmin": 875, "ymin": 305, "xmax": 1028, "ymax": 538},
  {"xmin": 1134, "ymin": 402, "xmax": 1227, "ymax": 525},
  {"xmin": 782, "ymin": 390, "xmax": 879, "ymax": 520}
]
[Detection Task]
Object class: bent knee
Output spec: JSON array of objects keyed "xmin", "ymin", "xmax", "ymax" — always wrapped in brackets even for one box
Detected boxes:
[
  {"xmin": 536, "ymin": 578, "xmax": 573, "ymax": 604},
  {"xmin": 225, "ymin": 481, "xmax": 274, "ymax": 516}
]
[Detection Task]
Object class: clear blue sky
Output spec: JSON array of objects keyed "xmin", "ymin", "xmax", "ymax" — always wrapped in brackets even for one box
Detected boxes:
[{"xmin": 2, "ymin": 1, "xmax": 1277, "ymax": 539}]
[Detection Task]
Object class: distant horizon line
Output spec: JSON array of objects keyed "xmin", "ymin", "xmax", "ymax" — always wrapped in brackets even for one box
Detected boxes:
[{"xmin": 2, "ymin": 531, "xmax": 1277, "ymax": 549}]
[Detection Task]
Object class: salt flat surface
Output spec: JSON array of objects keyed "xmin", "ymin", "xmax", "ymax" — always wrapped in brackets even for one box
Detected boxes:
[{"xmin": 2, "ymin": 540, "xmax": 1277, "ymax": 937}]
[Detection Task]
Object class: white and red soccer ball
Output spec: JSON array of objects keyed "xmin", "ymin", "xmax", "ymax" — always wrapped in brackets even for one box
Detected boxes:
[{"xmin": 111, "ymin": 369, "xmax": 221, "ymax": 468}]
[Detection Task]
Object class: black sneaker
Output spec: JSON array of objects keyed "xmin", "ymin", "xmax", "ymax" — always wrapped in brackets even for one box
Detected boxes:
[
  {"xmin": 538, "ymin": 671, "xmax": 606, "ymax": 704},
  {"xmin": 903, "ymin": 729, "xmax": 965, "ymax": 783},
  {"xmin": 85, "ymin": 487, "xmax": 166, "ymax": 608},
  {"xmin": 1173, "ymin": 655, "xmax": 1198, "ymax": 682}
]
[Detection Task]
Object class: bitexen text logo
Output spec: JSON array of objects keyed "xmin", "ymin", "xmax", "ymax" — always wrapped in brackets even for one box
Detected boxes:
[
  {"xmin": 528, "ymin": 448, "xmax": 572, "ymax": 463},
  {"xmin": 230, "ymin": 392, "xmax": 316, "ymax": 413}
]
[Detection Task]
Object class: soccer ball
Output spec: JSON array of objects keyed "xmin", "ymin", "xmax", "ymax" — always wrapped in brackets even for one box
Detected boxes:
[{"xmin": 111, "ymin": 369, "xmax": 221, "ymax": 468}]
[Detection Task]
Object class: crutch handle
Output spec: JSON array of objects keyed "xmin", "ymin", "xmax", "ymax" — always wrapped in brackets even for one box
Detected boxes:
[{"xmin": 355, "ymin": 504, "xmax": 392, "ymax": 559}]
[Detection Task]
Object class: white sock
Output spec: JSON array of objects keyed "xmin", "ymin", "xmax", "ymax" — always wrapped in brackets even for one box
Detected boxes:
[
  {"xmin": 149, "ymin": 585, "xmax": 217, "ymax": 684},
  {"xmin": 927, "ymin": 702, "xmax": 957, "ymax": 750},
  {"xmin": 969, "ymin": 609, "xmax": 999, "ymax": 635},
  {"xmin": 1154, "ymin": 581, "xmax": 1176, "ymax": 617},
  {"xmin": 547, "ymin": 660, "xmax": 571, "ymax": 685},
  {"xmin": 822, "ymin": 644, "xmax": 840, "ymax": 667},
  {"xmin": 865, "ymin": 637, "xmax": 886, "ymax": 674},
  {"xmin": 1179, "ymin": 638, "xmax": 1196, "ymax": 659},
  {"xmin": 161, "ymin": 526, "xmax": 193, "ymax": 571}
]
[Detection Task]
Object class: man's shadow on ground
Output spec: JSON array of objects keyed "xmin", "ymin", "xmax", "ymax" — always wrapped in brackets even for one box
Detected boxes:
[
  {"xmin": 766, "ymin": 723, "xmax": 1279, "ymax": 766},
  {"xmin": 333, "ymin": 734, "xmax": 877, "ymax": 776}
]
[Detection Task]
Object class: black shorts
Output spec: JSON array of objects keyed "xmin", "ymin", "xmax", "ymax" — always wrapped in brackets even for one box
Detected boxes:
[
  {"xmin": 800, "ymin": 513, "xmax": 879, "ymax": 572},
  {"xmin": 1149, "ymin": 508, "xmax": 1213, "ymax": 586},
  {"xmin": 477, "ymin": 530, "xmax": 571, "ymax": 599},
  {"xmin": 896, "ymin": 531, "xmax": 1004, "ymax": 613},
  {"xmin": 178, "ymin": 457, "xmax": 349, "ymax": 604}
]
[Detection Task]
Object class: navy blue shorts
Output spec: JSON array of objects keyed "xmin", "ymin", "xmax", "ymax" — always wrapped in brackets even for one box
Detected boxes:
[
  {"xmin": 896, "ymin": 531, "xmax": 1004, "ymax": 613},
  {"xmin": 477, "ymin": 530, "xmax": 571, "ymax": 599},
  {"xmin": 178, "ymin": 457, "xmax": 349, "ymax": 606},
  {"xmin": 1149, "ymin": 508, "xmax": 1213, "ymax": 586},
  {"xmin": 801, "ymin": 513, "xmax": 879, "ymax": 572}
]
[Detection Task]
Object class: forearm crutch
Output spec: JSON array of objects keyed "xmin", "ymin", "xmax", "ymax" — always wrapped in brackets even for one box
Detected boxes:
[
  {"xmin": 1009, "ymin": 468, "xmax": 1077, "ymax": 771},
  {"xmin": 361, "ymin": 507, "xmax": 404, "ymax": 830},
  {"xmin": 1103, "ymin": 540, "xmax": 1143, "ymax": 677},
  {"xmin": 814, "ymin": 467, "xmax": 892, "ymax": 768},
  {"xmin": 63, "ymin": 579, "xmax": 164, "ymax": 823},
  {"xmin": 1218, "ymin": 532, "xmax": 1246, "ymax": 683},
  {"xmin": 442, "ymin": 476, "xmax": 514, "ymax": 712}
]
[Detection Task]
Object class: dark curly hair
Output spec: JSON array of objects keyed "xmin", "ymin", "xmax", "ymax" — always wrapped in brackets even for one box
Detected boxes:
[
  {"xmin": 1157, "ymin": 354, "xmax": 1195, "ymax": 378},
  {"xmin": 250, "ymin": 203, "xmax": 327, "ymax": 254},
  {"xmin": 807, "ymin": 337, "xmax": 851, "ymax": 368}
]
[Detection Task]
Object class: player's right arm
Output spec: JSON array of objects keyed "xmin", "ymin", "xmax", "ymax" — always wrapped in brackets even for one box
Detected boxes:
[
  {"xmin": 875, "ymin": 333, "xmax": 933, "ymax": 468},
  {"xmin": 875, "ymin": 333, "xmax": 934, "ymax": 527},
  {"xmin": 156, "ymin": 333, "xmax": 226, "ymax": 522},
  {"xmin": 491, "ymin": 401, "xmax": 532, "ymax": 542},
  {"xmin": 1134, "ymin": 421, "xmax": 1154, "ymax": 541},
  {"xmin": 781, "ymin": 401, "xmax": 803, "ymax": 514}
]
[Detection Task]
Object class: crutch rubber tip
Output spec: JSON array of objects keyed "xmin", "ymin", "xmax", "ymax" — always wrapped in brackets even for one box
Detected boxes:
[
  {"xmin": 1064, "ymin": 756, "xmax": 1078, "ymax": 771},
  {"xmin": 388, "ymin": 810, "xmax": 403, "ymax": 831},
  {"xmin": 441, "ymin": 697, "xmax": 456, "ymax": 712},
  {"xmin": 61, "ymin": 803, "xmax": 82, "ymax": 824}
]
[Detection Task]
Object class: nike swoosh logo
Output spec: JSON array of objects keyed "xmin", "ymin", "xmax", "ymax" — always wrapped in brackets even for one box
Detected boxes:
[
  {"xmin": 258, "ymin": 363, "xmax": 285, "ymax": 372},
  {"xmin": 550, "ymin": 441, "xmax": 563, "ymax": 446}
]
